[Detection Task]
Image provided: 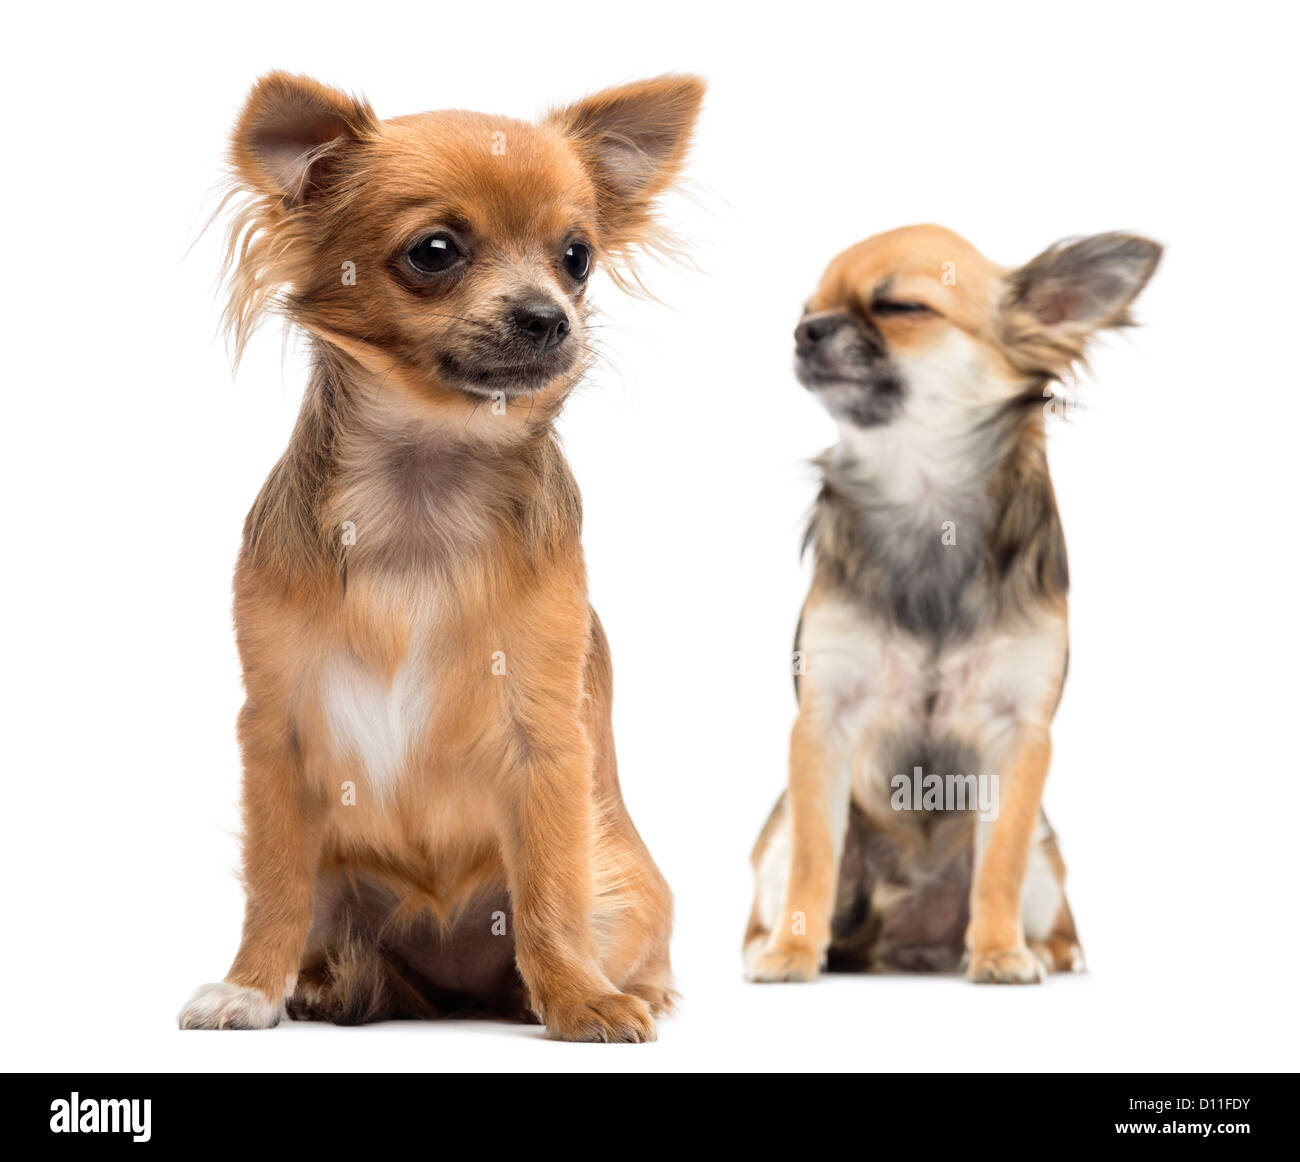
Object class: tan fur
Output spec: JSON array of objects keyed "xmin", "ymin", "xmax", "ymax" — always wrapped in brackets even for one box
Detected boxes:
[
  {"xmin": 965, "ymin": 729, "xmax": 1053, "ymax": 981},
  {"xmin": 181, "ymin": 73, "xmax": 702, "ymax": 1039},
  {"xmin": 749, "ymin": 717, "xmax": 839, "ymax": 982},
  {"xmin": 746, "ymin": 224, "xmax": 1159, "ymax": 985}
]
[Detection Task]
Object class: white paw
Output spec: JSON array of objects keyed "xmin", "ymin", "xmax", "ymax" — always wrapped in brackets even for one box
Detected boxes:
[{"xmin": 178, "ymin": 982, "xmax": 281, "ymax": 1029}]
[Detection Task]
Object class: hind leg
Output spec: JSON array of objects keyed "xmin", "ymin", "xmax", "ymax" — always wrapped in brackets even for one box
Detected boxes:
[
  {"xmin": 1023, "ymin": 820, "xmax": 1085, "ymax": 974},
  {"xmin": 286, "ymin": 872, "xmax": 426, "ymax": 1026},
  {"xmin": 1028, "ymin": 926, "xmax": 1084, "ymax": 974},
  {"xmin": 586, "ymin": 801, "xmax": 676, "ymax": 1015},
  {"xmin": 288, "ymin": 934, "xmax": 533, "ymax": 1025},
  {"xmin": 579, "ymin": 612, "xmax": 676, "ymax": 1020},
  {"xmin": 743, "ymin": 793, "xmax": 792, "ymax": 977},
  {"xmin": 288, "ymin": 936, "xmax": 430, "ymax": 1025},
  {"xmin": 618, "ymin": 933, "xmax": 675, "ymax": 1017},
  {"xmin": 288, "ymin": 873, "xmax": 532, "ymax": 1025},
  {"xmin": 596, "ymin": 822, "xmax": 675, "ymax": 1016}
]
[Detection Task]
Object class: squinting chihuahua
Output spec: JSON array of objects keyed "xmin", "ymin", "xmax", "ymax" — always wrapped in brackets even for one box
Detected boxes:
[
  {"xmin": 745, "ymin": 225, "xmax": 1160, "ymax": 984},
  {"xmin": 179, "ymin": 72, "xmax": 703, "ymax": 1040}
]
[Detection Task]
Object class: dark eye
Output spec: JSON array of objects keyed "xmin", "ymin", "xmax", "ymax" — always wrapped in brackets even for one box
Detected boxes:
[
  {"xmin": 563, "ymin": 241, "xmax": 592, "ymax": 281},
  {"xmin": 871, "ymin": 300, "xmax": 933, "ymax": 317},
  {"xmin": 407, "ymin": 233, "xmax": 462, "ymax": 275}
]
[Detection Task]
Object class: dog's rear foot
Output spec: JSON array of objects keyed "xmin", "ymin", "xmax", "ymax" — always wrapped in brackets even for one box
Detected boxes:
[
  {"xmin": 1029, "ymin": 936, "xmax": 1086, "ymax": 973},
  {"xmin": 624, "ymin": 975, "xmax": 677, "ymax": 1016},
  {"xmin": 178, "ymin": 982, "xmax": 281, "ymax": 1029},
  {"xmin": 542, "ymin": 991, "xmax": 656, "ymax": 1042}
]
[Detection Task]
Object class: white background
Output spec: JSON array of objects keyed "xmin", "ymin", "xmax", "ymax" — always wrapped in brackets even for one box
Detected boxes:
[{"xmin": 4, "ymin": 0, "xmax": 1297, "ymax": 1072}]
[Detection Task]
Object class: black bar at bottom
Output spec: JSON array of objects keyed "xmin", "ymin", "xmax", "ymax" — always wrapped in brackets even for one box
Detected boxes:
[{"xmin": 5, "ymin": 1071, "xmax": 1288, "ymax": 1147}]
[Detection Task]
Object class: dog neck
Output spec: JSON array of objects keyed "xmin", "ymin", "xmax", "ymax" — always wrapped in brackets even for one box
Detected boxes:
[
  {"xmin": 811, "ymin": 393, "xmax": 1053, "ymax": 645},
  {"xmin": 242, "ymin": 343, "xmax": 581, "ymax": 588},
  {"xmin": 825, "ymin": 393, "xmax": 1026, "ymax": 526}
]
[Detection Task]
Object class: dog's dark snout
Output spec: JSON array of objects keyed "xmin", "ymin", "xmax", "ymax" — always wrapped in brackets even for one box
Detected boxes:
[
  {"xmin": 512, "ymin": 300, "xmax": 571, "ymax": 351},
  {"xmin": 795, "ymin": 314, "xmax": 846, "ymax": 353}
]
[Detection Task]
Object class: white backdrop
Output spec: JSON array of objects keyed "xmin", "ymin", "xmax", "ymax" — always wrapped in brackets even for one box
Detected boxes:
[{"xmin": 4, "ymin": 0, "xmax": 1297, "ymax": 1072}]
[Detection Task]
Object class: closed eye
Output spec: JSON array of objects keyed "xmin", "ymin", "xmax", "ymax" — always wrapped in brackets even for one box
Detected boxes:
[{"xmin": 870, "ymin": 300, "xmax": 934, "ymax": 317}]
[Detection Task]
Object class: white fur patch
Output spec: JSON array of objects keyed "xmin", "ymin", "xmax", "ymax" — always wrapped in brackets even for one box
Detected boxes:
[
  {"xmin": 322, "ymin": 651, "xmax": 432, "ymax": 795},
  {"xmin": 1020, "ymin": 839, "xmax": 1066, "ymax": 941},
  {"xmin": 932, "ymin": 619, "xmax": 1067, "ymax": 759},
  {"xmin": 834, "ymin": 331, "xmax": 1002, "ymax": 511},
  {"xmin": 178, "ymin": 982, "xmax": 281, "ymax": 1030},
  {"xmin": 753, "ymin": 808, "xmax": 792, "ymax": 936},
  {"xmin": 799, "ymin": 604, "xmax": 931, "ymax": 741},
  {"xmin": 801, "ymin": 599, "xmax": 1065, "ymax": 806}
]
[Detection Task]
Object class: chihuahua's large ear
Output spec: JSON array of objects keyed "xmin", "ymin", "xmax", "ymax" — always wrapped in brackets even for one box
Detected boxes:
[
  {"xmin": 1001, "ymin": 232, "xmax": 1162, "ymax": 377},
  {"xmin": 222, "ymin": 74, "xmax": 376, "ymax": 359},
  {"xmin": 231, "ymin": 71, "xmax": 377, "ymax": 203},
  {"xmin": 549, "ymin": 75, "xmax": 705, "ymax": 261}
]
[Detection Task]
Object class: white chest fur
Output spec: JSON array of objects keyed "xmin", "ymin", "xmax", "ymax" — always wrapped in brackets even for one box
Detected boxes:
[
  {"xmin": 316, "ymin": 401, "xmax": 472, "ymax": 795},
  {"xmin": 320, "ymin": 644, "xmax": 434, "ymax": 795},
  {"xmin": 799, "ymin": 601, "xmax": 1066, "ymax": 783}
]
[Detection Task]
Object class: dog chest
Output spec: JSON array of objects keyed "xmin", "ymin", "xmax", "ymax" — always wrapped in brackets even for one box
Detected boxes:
[
  {"xmin": 320, "ymin": 645, "xmax": 434, "ymax": 795},
  {"xmin": 799, "ymin": 601, "xmax": 1066, "ymax": 774},
  {"xmin": 312, "ymin": 569, "xmax": 451, "ymax": 796}
]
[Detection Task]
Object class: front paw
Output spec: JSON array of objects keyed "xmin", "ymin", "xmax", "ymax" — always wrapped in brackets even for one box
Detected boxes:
[
  {"xmin": 966, "ymin": 945, "xmax": 1046, "ymax": 985},
  {"xmin": 178, "ymin": 982, "xmax": 282, "ymax": 1029},
  {"xmin": 543, "ymin": 992, "xmax": 657, "ymax": 1043},
  {"xmin": 745, "ymin": 943, "xmax": 823, "ymax": 983}
]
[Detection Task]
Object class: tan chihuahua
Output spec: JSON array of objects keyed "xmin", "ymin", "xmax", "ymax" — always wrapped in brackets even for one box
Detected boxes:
[
  {"xmin": 745, "ymin": 225, "xmax": 1160, "ymax": 984},
  {"xmin": 179, "ymin": 72, "xmax": 703, "ymax": 1040}
]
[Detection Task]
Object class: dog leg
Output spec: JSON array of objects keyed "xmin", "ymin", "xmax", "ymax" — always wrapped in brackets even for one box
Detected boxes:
[
  {"xmin": 966, "ymin": 728, "xmax": 1052, "ymax": 984},
  {"xmin": 180, "ymin": 705, "xmax": 324, "ymax": 1028},
  {"xmin": 582, "ymin": 609, "xmax": 675, "ymax": 1012},
  {"xmin": 746, "ymin": 713, "xmax": 850, "ymax": 982}
]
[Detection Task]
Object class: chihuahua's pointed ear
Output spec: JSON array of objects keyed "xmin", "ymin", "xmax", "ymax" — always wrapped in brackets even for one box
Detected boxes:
[
  {"xmin": 1001, "ymin": 232, "xmax": 1162, "ymax": 377},
  {"xmin": 221, "ymin": 74, "xmax": 376, "ymax": 361},
  {"xmin": 550, "ymin": 74, "xmax": 705, "ymax": 259},
  {"xmin": 231, "ymin": 72, "xmax": 377, "ymax": 203}
]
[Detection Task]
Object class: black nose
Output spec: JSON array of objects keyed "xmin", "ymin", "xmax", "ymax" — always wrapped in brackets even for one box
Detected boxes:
[
  {"xmin": 795, "ymin": 314, "xmax": 846, "ymax": 353},
  {"xmin": 512, "ymin": 300, "xmax": 571, "ymax": 351}
]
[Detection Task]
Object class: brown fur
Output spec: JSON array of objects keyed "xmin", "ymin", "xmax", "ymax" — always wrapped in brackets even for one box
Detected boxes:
[
  {"xmin": 180, "ymin": 72, "xmax": 702, "ymax": 1040},
  {"xmin": 746, "ymin": 225, "xmax": 1159, "ymax": 985}
]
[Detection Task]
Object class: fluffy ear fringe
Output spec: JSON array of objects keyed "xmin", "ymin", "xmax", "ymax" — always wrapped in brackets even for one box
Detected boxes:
[
  {"xmin": 217, "ymin": 73, "xmax": 376, "ymax": 364},
  {"xmin": 549, "ymin": 75, "xmax": 706, "ymax": 299},
  {"xmin": 999, "ymin": 232, "xmax": 1162, "ymax": 381},
  {"xmin": 212, "ymin": 74, "xmax": 705, "ymax": 360},
  {"xmin": 212, "ymin": 185, "xmax": 312, "ymax": 364}
]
